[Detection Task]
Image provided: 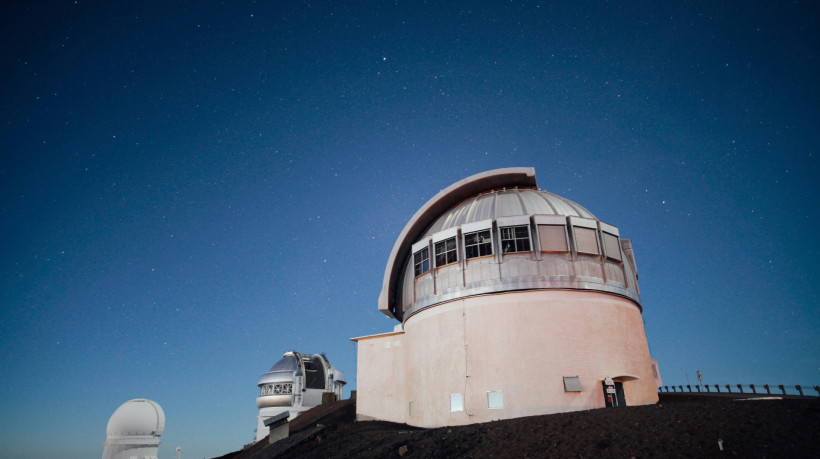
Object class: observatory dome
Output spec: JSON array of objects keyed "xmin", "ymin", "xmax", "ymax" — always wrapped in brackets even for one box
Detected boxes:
[
  {"xmin": 355, "ymin": 167, "xmax": 659, "ymax": 429},
  {"xmin": 106, "ymin": 399, "xmax": 165, "ymax": 440},
  {"xmin": 254, "ymin": 351, "xmax": 347, "ymax": 442},
  {"xmin": 378, "ymin": 167, "xmax": 640, "ymax": 320},
  {"xmin": 421, "ymin": 188, "xmax": 596, "ymax": 237}
]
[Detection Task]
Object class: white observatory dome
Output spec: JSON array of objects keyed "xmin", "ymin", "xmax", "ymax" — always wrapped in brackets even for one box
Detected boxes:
[
  {"xmin": 106, "ymin": 399, "xmax": 165, "ymax": 440},
  {"xmin": 103, "ymin": 399, "xmax": 164, "ymax": 459}
]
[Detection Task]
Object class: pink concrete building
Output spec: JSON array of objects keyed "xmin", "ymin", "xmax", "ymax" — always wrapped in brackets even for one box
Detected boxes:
[{"xmin": 353, "ymin": 168, "xmax": 660, "ymax": 428}]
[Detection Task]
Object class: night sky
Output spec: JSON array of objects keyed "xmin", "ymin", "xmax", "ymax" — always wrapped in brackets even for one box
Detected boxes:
[{"xmin": 2, "ymin": 1, "xmax": 818, "ymax": 458}]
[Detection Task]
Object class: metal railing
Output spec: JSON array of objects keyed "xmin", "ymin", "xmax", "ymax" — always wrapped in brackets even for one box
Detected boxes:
[{"xmin": 658, "ymin": 384, "xmax": 820, "ymax": 396}]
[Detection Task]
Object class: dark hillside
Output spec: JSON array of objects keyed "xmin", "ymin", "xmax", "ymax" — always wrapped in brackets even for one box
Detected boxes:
[{"xmin": 220, "ymin": 394, "xmax": 819, "ymax": 458}]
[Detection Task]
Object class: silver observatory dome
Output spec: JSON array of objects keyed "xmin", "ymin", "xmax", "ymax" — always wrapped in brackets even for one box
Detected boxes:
[
  {"xmin": 378, "ymin": 167, "xmax": 641, "ymax": 320},
  {"xmin": 254, "ymin": 351, "xmax": 347, "ymax": 442},
  {"xmin": 420, "ymin": 188, "xmax": 596, "ymax": 238}
]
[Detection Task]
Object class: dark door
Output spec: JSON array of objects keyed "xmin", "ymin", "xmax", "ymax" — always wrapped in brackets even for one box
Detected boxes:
[{"xmin": 602, "ymin": 381, "xmax": 626, "ymax": 407}]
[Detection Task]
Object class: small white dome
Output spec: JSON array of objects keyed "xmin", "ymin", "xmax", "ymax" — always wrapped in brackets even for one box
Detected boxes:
[{"xmin": 106, "ymin": 399, "xmax": 165, "ymax": 439}]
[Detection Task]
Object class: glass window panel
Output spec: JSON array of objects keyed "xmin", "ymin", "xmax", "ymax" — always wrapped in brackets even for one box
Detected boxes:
[
  {"xmin": 414, "ymin": 247, "xmax": 430, "ymax": 276},
  {"xmin": 435, "ymin": 237, "xmax": 458, "ymax": 267},
  {"xmin": 465, "ymin": 229, "xmax": 492, "ymax": 259},
  {"xmin": 538, "ymin": 225, "xmax": 568, "ymax": 252},
  {"xmin": 501, "ymin": 225, "xmax": 531, "ymax": 253},
  {"xmin": 574, "ymin": 227, "xmax": 599, "ymax": 254}
]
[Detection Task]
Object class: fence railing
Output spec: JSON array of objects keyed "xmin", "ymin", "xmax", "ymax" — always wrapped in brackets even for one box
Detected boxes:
[{"xmin": 658, "ymin": 384, "xmax": 820, "ymax": 397}]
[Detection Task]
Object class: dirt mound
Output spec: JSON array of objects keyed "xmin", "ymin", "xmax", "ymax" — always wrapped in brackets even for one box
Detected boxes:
[{"xmin": 221, "ymin": 394, "xmax": 820, "ymax": 458}]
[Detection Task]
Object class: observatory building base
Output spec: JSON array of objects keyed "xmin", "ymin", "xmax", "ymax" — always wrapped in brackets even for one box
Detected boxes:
[{"xmin": 354, "ymin": 290, "xmax": 658, "ymax": 428}]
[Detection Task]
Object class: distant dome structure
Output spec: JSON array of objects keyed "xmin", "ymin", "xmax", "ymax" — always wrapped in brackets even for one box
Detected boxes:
[
  {"xmin": 354, "ymin": 168, "xmax": 661, "ymax": 428},
  {"xmin": 255, "ymin": 351, "xmax": 346, "ymax": 442},
  {"xmin": 102, "ymin": 399, "xmax": 164, "ymax": 459}
]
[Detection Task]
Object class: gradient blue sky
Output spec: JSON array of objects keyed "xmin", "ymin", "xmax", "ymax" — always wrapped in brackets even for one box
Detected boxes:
[{"xmin": 2, "ymin": 1, "xmax": 818, "ymax": 458}]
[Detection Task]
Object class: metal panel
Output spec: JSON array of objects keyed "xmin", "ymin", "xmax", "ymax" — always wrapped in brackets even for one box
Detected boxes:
[
  {"xmin": 569, "ymin": 216, "xmax": 597, "ymax": 229},
  {"xmin": 518, "ymin": 189, "xmax": 555, "ymax": 215},
  {"xmin": 544, "ymin": 193, "xmax": 581, "ymax": 217},
  {"xmin": 538, "ymin": 225, "xmax": 568, "ymax": 252},
  {"xmin": 574, "ymin": 227, "xmax": 599, "ymax": 254},
  {"xmin": 411, "ymin": 238, "xmax": 431, "ymax": 254},
  {"xmin": 496, "ymin": 215, "xmax": 530, "ymax": 227},
  {"xmin": 256, "ymin": 394, "xmax": 293, "ymax": 408},
  {"xmin": 533, "ymin": 215, "xmax": 567, "ymax": 226},
  {"xmin": 461, "ymin": 219, "xmax": 493, "ymax": 234},
  {"xmin": 602, "ymin": 232, "xmax": 622, "ymax": 261},
  {"xmin": 431, "ymin": 227, "xmax": 459, "ymax": 244},
  {"xmin": 605, "ymin": 261, "xmax": 626, "ymax": 286},
  {"xmin": 470, "ymin": 193, "xmax": 497, "ymax": 222},
  {"xmin": 563, "ymin": 376, "xmax": 582, "ymax": 392},
  {"xmin": 599, "ymin": 221, "xmax": 619, "ymax": 236},
  {"xmin": 493, "ymin": 191, "xmax": 525, "ymax": 218}
]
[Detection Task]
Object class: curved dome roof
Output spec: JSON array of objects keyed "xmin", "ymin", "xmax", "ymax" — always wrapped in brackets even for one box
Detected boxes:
[
  {"xmin": 106, "ymin": 399, "xmax": 165, "ymax": 439},
  {"xmin": 378, "ymin": 168, "xmax": 640, "ymax": 321},
  {"xmin": 422, "ymin": 189, "xmax": 595, "ymax": 237},
  {"xmin": 379, "ymin": 168, "xmax": 546, "ymax": 318},
  {"xmin": 258, "ymin": 352, "xmax": 300, "ymax": 385}
]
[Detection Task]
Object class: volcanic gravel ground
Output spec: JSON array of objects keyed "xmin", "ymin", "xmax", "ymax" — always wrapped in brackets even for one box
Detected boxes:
[{"xmin": 221, "ymin": 393, "xmax": 819, "ymax": 458}]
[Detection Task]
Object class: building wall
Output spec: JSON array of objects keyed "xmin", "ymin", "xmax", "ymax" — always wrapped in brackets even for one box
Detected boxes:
[
  {"xmin": 102, "ymin": 444, "xmax": 159, "ymax": 459},
  {"xmin": 257, "ymin": 406, "xmax": 310, "ymax": 442},
  {"xmin": 355, "ymin": 332, "xmax": 406, "ymax": 423},
  {"xmin": 360, "ymin": 289, "xmax": 657, "ymax": 428}
]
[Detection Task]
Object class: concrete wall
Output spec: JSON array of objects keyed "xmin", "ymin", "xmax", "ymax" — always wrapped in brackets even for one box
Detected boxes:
[
  {"xmin": 102, "ymin": 444, "xmax": 159, "ymax": 459},
  {"xmin": 357, "ymin": 289, "xmax": 657, "ymax": 428},
  {"xmin": 355, "ymin": 332, "xmax": 406, "ymax": 423}
]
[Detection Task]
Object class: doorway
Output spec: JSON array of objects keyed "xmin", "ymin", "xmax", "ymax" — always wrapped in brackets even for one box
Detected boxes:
[{"xmin": 602, "ymin": 380, "xmax": 626, "ymax": 407}]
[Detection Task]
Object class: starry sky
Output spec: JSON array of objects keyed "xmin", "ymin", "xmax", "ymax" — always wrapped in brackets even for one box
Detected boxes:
[{"xmin": 1, "ymin": 1, "xmax": 818, "ymax": 458}]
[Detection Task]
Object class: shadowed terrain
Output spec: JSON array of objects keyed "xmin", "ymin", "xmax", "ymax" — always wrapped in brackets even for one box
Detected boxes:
[{"xmin": 218, "ymin": 394, "xmax": 819, "ymax": 458}]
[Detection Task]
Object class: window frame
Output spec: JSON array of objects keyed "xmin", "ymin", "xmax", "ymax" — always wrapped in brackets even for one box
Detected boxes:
[
  {"xmin": 434, "ymin": 236, "xmax": 458, "ymax": 267},
  {"xmin": 464, "ymin": 229, "xmax": 493, "ymax": 259},
  {"xmin": 413, "ymin": 246, "xmax": 430, "ymax": 276},
  {"xmin": 500, "ymin": 225, "xmax": 532, "ymax": 254},
  {"xmin": 449, "ymin": 393, "xmax": 464, "ymax": 412},
  {"xmin": 487, "ymin": 390, "xmax": 504, "ymax": 409}
]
